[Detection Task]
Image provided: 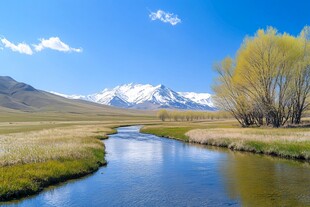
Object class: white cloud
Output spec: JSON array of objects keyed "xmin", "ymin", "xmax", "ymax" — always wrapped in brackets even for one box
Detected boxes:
[
  {"xmin": 0, "ymin": 38, "xmax": 33, "ymax": 55},
  {"xmin": 33, "ymin": 37, "xmax": 82, "ymax": 53},
  {"xmin": 149, "ymin": 10, "xmax": 181, "ymax": 26}
]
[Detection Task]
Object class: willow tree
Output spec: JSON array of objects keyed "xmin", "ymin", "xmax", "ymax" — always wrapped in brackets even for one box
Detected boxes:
[
  {"xmin": 234, "ymin": 27, "xmax": 301, "ymax": 127},
  {"xmin": 213, "ymin": 57, "xmax": 257, "ymax": 126},
  {"xmin": 213, "ymin": 26, "xmax": 310, "ymax": 127},
  {"xmin": 157, "ymin": 109, "xmax": 169, "ymax": 121}
]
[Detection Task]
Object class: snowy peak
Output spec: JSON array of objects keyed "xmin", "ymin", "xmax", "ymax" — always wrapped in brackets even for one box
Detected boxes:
[
  {"xmin": 49, "ymin": 91, "xmax": 88, "ymax": 100},
  {"xmin": 51, "ymin": 83, "xmax": 215, "ymax": 111},
  {"xmin": 178, "ymin": 92, "xmax": 214, "ymax": 108}
]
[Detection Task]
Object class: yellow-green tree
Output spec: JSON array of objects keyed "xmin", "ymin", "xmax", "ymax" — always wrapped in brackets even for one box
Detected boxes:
[
  {"xmin": 213, "ymin": 26, "xmax": 310, "ymax": 127},
  {"xmin": 235, "ymin": 27, "xmax": 303, "ymax": 127},
  {"xmin": 157, "ymin": 109, "xmax": 169, "ymax": 121},
  {"xmin": 213, "ymin": 57, "xmax": 257, "ymax": 126}
]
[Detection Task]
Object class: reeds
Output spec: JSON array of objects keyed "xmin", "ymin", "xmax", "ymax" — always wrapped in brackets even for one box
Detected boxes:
[
  {"xmin": 0, "ymin": 124, "xmax": 114, "ymax": 201},
  {"xmin": 0, "ymin": 125, "xmax": 110, "ymax": 167}
]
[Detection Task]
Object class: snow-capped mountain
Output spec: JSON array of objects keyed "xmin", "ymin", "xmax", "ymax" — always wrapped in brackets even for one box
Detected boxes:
[
  {"xmin": 178, "ymin": 92, "xmax": 214, "ymax": 108},
  {"xmin": 49, "ymin": 92, "xmax": 89, "ymax": 100},
  {"xmin": 51, "ymin": 83, "xmax": 215, "ymax": 111}
]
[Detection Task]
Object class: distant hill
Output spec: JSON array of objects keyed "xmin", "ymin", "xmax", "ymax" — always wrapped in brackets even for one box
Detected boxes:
[
  {"xmin": 52, "ymin": 83, "xmax": 216, "ymax": 111},
  {"xmin": 0, "ymin": 76, "xmax": 144, "ymax": 116}
]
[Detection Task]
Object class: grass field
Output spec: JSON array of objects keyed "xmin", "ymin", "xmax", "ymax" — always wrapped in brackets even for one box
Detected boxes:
[{"xmin": 141, "ymin": 119, "xmax": 310, "ymax": 161}]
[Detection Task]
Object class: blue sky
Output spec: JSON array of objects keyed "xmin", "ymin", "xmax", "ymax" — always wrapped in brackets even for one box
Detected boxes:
[{"xmin": 1, "ymin": 0, "xmax": 309, "ymax": 94}]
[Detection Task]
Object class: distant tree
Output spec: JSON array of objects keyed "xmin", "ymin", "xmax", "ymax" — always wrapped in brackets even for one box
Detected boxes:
[
  {"xmin": 156, "ymin": 110, "xmax": 232, "ymax": 122},
  {"xmin": 157, "ymin": 109, "xmax": 169, "ymax": 121}
]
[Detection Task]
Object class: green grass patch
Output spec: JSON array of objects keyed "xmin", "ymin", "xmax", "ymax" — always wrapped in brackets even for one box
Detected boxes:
[
  {"xmin": 246, "ymin": 141, "xmax": 310, "ymax": 159},
  {"xmin": 140, "ymin": 126, "xmax": 194, "ymax": 141},
  {"xmin": 0, "ymin": 148, "xmax": 105, "ymax": 202}
]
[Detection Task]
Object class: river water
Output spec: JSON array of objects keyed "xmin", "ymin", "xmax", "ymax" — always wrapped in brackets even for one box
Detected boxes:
[{"xmin": 3, "ymin": 126, "xmax": 310, "ymax": 207}]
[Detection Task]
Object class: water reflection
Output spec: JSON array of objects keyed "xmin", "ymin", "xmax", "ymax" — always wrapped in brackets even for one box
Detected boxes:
[{"xmin": 221, "ymin": 151, "xmax": 310, "ymax": 206}]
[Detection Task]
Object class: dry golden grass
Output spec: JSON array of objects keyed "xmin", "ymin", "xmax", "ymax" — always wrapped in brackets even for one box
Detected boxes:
[
  {"xmin": 0, "ymin": 119, "xmax": 159, "ymax": 168},
  {"xmin": 0, "ymin": 122, "xmax": 115, "ymax": 201},
  {"xmin": 0, "ymin": 124, "xmax": 112, "ymax": 167},
  {"xmin": 186, "ymin": 128, "xmax": 310, "ymax": 142}
]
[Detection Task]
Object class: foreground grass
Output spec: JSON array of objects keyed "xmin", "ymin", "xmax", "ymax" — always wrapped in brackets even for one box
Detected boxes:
[
  {"xmin": 0, "ymin": 149, "xmax": 105, "ymax": 201},
  {"xmin": 141, "ymin": 121, "xmax": 310, "ymax": 161},
  {"xmin": 0, "ymin": 118, "xmax": 158, "ymax": 202},
  {"xmin": 0, "ymin": 124, "xmax": 110, "ymax": 201},
  {"xmin": 0, "ymin": 125, "xmax": 111, "ymax": 166}
]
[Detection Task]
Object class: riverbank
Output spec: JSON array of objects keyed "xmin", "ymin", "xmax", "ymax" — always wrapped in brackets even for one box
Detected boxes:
[
  {"xmin": 1, "ymin": 149, "xmax": 106, "ymax": 202},
  {"xmin": 0, "ymin": 120, "xmax": 157, "ymax": 202},
  {"xmin": 141, "ymin": 122, "xmax": 310, "ymax": 161},
  {"xmin": 0, "ymin": 124, "xmax": 110, "ymax": 201}
]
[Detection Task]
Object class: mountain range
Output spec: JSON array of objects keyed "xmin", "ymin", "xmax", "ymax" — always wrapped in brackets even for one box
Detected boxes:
[
  {"xmin": 0, "ymin": 76, "xmax": 143, "ymax": 116},
  {"xmin": 0, "ymin": 76, "xmax": 215, "ymax": 113},
  {"xmin": 51, "ymin": 83, "xmax": 215, "ymax": 111}
]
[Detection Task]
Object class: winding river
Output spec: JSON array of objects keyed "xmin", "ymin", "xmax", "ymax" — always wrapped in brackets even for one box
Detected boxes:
[{"xmin": 3, "ymin": 126, "xmax": 310, "ymax": 207}]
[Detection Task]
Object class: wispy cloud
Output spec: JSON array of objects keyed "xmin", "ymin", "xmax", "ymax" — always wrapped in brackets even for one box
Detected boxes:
[
  {"xmin": 149, "ymin": 10, "xmax": 181, "ymax": 26},
  {"xmin": 34, "ymin": 37, "xmax": 82, "ymax": 53},
  {"xmin": 0, "ymin": 38, "xmax": 33, "ymax": 55}
]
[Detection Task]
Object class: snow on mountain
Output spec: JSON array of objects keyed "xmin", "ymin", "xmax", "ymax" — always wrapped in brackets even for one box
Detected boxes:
[
  {"xmin": 50, "ymin": 91, "xmax": 88, "ymax": 100},
  {"xmin": 50, "ymin": 84, "xmax": 216, "ymax": 111},
  {"xmin": 178, "ymin": 92, "xmax": 214, "ymax": 108}
]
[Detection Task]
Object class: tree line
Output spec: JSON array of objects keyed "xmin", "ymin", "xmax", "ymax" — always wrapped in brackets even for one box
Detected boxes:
[
  {"xmin": 157, "ymin": 109, "xmax": 231, "ymax": 121},
  {"xmin": 213, "ymin": 26, "xmax": 310, "ymax": 127}
]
